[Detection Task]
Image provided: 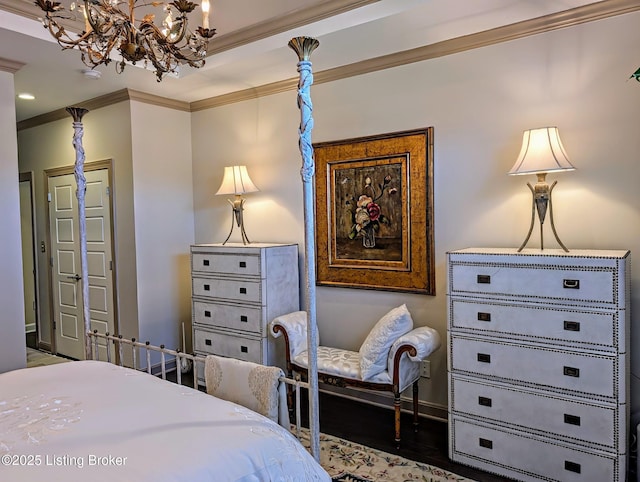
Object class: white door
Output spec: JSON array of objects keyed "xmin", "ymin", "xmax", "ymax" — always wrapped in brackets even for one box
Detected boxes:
[{"xmin": 49, "ymin": 168, "xmax": 115, "ymax": 360}]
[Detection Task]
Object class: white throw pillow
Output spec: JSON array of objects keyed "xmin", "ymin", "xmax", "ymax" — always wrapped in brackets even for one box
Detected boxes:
[{"xmin": 359, "ymin": 304, "xmax": 413, "ymax": 381}]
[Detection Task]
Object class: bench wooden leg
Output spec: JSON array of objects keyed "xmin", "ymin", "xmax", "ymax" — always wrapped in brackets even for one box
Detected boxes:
[
  {"xmin": 285, "ymin": 371, "xmax": 295, "ymax": 420},
  {"xmin": 413, "ymin": 381, "xmax": 419, "ymax": 431}
]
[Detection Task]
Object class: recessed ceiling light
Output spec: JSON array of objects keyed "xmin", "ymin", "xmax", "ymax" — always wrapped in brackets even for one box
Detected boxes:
[{"xmin": 18, "ymin": 93, "xmax": 35, "ymax": 100}]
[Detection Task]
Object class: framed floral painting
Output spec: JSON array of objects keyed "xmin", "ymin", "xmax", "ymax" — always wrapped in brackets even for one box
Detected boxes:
[{"xmin": 313, "ymin": 128, "xmax": 434, "ymax": 294}]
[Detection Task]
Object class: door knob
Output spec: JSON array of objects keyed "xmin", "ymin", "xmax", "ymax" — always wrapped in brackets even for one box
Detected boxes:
[{"xmin": 67, "ymin": 274, "xmax": 81, "ymax": 281}]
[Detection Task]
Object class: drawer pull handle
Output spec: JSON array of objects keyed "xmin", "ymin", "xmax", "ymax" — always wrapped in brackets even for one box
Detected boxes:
[
  {"xmin": 240, "ymin": 315, "xmax": 248, "ymax": 322},
  {"xmin": 564, "ymin": 414, "xmax": 581, "ymax": 426},
  {"xmin": 203, "ymin": 259, "xmax": 210, "ymax": 266},
  {"xmin": 478, "ymin": 396, "xmax": 492, "ymax": 407},
  {"xmin": 239, "ymin": 287, "xmax": 247, "ymax": 294},
  {"xmin": 477, "ymin": 275, "xmax": 491, "ymax": 284},
  {"xmin": 479, "ymin": 438, "xmax": 493, "ymax": 449},
  {"xmin": 204, "ymin": 310, "xmax": 211, "ymax": 318},
  {"xmin": 204, "ymin": 284, "xmax": 210, "ymax": 291},
  {"xmin": 563, "ymin": 279, "xmax": 580, "ymax": 289},
  {"xmin": 564, "ymin": 366, "xmax": 580, "ymax": 378},
  {"xmin": 477, "ymin": 353, "xmax": 491, "ymax": 363},
  {"xmin": 240, "ymin": 346, "xmax": 248, "ymax": 353},
  {"xmin": 205, "ymin": 339, "xmax": 212, "ymax": 346},
  {"xmin": 564, "ymin": 321, "xmax": 581, "ymax": 332},
  {"xmin": 239, "ymin": 261, "xmax": 246, "ymax": 268},
  {"xmin": 564, "ymin": 461, "xmax": 581, "ymax": 474},
  {"xmin": 477, "ymin": 312, "xmax": 491, "ymax": 322}
]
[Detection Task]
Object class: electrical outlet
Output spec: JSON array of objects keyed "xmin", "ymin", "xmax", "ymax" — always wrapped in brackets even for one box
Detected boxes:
[{"xmin": 420, "ymin": 360, "xmax": 431, "ymax": 378}]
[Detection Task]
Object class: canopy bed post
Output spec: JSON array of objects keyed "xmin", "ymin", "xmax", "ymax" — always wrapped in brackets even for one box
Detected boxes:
[
  {"xmin": 66, "ymin": 106, "xmax": 92, "ymax": 360},
  {"xmin": 288, "ymin": 35, "xmax": 320, "ymax": 461}
]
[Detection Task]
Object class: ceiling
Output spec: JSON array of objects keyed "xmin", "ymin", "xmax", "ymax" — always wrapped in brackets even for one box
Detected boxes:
[{"xmin": 0, "ymin": 0, "xmax": 610, "ymax": 122}]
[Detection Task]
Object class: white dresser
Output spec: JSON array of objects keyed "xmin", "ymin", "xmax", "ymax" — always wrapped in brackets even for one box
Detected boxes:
[
  {"xmin": 447, "ymin": 248, "xmax": 630, "ymax": 482},
  {"xmin": 191, "ymin": 243, "xmax": 299, "ymax": 384}
]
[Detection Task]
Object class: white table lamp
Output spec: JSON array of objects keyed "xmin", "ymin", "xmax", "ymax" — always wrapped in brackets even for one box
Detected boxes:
[
  {"xmin": 216, "ymin": 165, "xmax": 259, "ymax": 245},
  {"xmin": 508, "ymin": 127, "xmax": 575, "ymax": 252}
]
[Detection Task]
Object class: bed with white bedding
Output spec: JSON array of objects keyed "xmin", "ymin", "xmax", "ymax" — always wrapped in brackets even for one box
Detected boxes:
[{"xmin": 0, "ymin": 360, "xmax": 330, "ymax": 482}]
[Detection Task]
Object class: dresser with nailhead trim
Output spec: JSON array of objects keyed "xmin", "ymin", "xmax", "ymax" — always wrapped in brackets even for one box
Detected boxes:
[
  {"xmin": 191, "ymin": 243, "xmax": 299, "ymax": 384},
  {"xmin": 447, "ymin": 248, "xmax": 630, "ymax": 482}
]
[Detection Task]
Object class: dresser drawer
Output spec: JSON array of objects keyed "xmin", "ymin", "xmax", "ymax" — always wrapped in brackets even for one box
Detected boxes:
[
  {"xmin": 449, "ymin": 299, "xmax": 619, "ymax": 350},
  {"xmin": 450, "ymin": 376, "xmax": 619, "ymax": 449},
  {"xmin": 193, "ymin": 301, "xmax": 263, "ymax": 334},
  {"xmin": 450, "ymin": 263, "xmax": 618, "ymax": 306},
  {"xmin": 193, "ymin": 277, "xmax": 261, "ymax": 303},
  {"xmin": 450, "ymin": 335, "xmax": 618, "ymax": 399},
  {"xmin": 194, "ymin": 328, "xmax": 263, "ymax": 364},
  {"xmin": 450, "ymin": 417, "xmax": 619, "ymax": 482},
  {"xmin": 192, "ymin": 252, "xmax": 261, "ymax": 277}
]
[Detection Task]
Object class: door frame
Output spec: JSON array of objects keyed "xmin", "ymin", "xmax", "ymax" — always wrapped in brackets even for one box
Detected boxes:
[
  {"xmin": 44, "ymin": 159, "xmax": 119, "ymax": 354},
  {"xmin": 19, "ymin": 171, "xmax": 41, "ymax": 348}
]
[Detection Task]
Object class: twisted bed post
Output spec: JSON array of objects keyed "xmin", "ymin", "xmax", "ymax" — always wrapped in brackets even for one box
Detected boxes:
[
  {"xmin": 66, "ymin": 106, "xmax": 92, "ymax": 361},
  {"xmin": 288, "ymin": 36, "xmax": 320, "ymax": 461}
]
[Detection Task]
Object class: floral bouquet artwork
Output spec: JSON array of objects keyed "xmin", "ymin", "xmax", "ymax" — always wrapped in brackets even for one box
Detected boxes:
[
  {"xmin": 331, "ymin": 161, "xmax": 403, "ymax": 262},
  {"xmin": 313, "ymin": 128, "xmax": 434, "ymax": 293},
  {"xmin": 348, "ymin": 175, "xmax": 397, "ymax": 248}
]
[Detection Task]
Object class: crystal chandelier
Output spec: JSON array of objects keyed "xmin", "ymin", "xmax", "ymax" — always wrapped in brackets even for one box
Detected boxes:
[{"xmin": 35, "ymin": 0, "xmax": 216, "ymax": 81}]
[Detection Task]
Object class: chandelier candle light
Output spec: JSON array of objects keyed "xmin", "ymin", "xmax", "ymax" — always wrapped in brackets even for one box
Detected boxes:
[
  {"xmin": 215, "ymin": 165, "xmax": 259, "ymax": 245},
  {"xmin": 509, "ymin": 126, "xmax": 575, "ymax": 252},
  {"xmin": 35, "ymin": 0, "xmax": 216, "ymax": 80}
]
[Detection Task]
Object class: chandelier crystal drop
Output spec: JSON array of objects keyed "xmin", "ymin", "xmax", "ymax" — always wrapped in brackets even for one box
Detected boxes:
[{"xmin": 35, "ymin": 0, "xmax": 216, "ymax": 81}]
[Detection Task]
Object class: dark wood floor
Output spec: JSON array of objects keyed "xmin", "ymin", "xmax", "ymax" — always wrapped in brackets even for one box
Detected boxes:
[
  {"xmin": 167, "ymin": 369, "xmax": 511, "ymax": 481},
  {"xmin": 307, "ymin": 391, "xmax": 511, "ymax": 482}
]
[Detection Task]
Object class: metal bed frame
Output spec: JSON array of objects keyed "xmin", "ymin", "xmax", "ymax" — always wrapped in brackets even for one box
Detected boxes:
[
  {"xmin": 87, "ymin": 331, "xmax": 310, "ymax": 440},
  {"xmin": 71, "ymin": 35, "xmax": 321, "ymax": 459}
]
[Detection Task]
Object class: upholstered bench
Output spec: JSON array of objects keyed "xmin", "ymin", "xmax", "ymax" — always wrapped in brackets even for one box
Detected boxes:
[{"xmin": 269, "ymin": 304, "xmax": 441, "ymax": 445}]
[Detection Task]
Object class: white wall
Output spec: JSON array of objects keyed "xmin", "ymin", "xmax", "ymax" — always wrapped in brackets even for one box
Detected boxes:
[
  {"xmin": 18, "ymin": 102, "xmax": 140, "ymax": 347},
  {"xmin": 191, "ymin": 12, "xmax": 640, "ymax": 412},
  {"xmin": 16, "ymin": 100, "xmax": 194, "ymax": 361},
  {"xmin": 130, "ymin": 101, "xmax": 195, "ymax": 351},
  {"xmin": 0, "ymin": 70, "xmax": 26, "ymax": 372}
]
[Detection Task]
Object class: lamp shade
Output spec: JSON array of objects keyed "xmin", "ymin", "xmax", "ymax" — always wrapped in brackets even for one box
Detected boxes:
[
  {"xmin": 215, "ymin": 166, "xmax": 259, "ymax": 195},
  {"xmin": 508, "ymin": 127, "xmax": 575, "ymax": 175}
]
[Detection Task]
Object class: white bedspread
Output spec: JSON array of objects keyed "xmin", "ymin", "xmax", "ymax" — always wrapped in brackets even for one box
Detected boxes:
[{"xmin": 0, "ymin": 361, "xmax": 330, "ymax": 482}]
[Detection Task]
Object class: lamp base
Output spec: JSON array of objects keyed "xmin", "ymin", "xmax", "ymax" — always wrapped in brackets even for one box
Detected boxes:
[
  {"xmin": 517, "ymin": 179, "xmax": 568, "ymax": 252},
  {"xmin": 222, "ymin": 196, "xmax": 251, "ymax": 245}
]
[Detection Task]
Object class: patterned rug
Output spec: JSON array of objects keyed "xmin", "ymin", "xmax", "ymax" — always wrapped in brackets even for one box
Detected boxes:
[{"xmin": 298, "ymin": 429, "xmax": 474, "ymax": 482}]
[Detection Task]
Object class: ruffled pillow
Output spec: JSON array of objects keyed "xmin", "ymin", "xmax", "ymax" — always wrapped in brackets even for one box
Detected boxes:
[{"xmin": 359, "ymin": 304, "xmax": 413, "ymax": 381}]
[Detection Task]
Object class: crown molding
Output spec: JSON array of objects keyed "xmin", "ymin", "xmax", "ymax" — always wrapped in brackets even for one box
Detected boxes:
[
  {"xmin": 15, "ymin": 0, "xmax": 640, "ymax": 126},
  {"xmin": 17, "ymin": 89, "xmax": 129, "ymax": 130},
  {"xmin": 191, "ymin": 78, "xmax": 299, "ymax": 111},
  {"xmin": 0, "ymin": 57, "xmax": 24, "ymax": 73},
  {"xmin": 0, "ymin": 0, "xmax": 378, "ymax": 55},
  {"xmin": 16, "ymin": 89, "xmax": 188, "ymax": 130},
  {"xmin": 206, "ymin": 0, "xmax": 379, "ymax": 55},
  {"xmin": 0, "ymin": 0, "xmax": 82, "ymax": 31},
  {"xmin": 312, "ymin": 0, "xmax": 640, "ymax": 85},
  {"xmin": 127, "ymin": 89, "xmax": 190, "ymax": 112},
  {"xmin": 0, "ymin": 0, "xmax": 42, "ymax": 19},
  {"xmin": 193, "ymin": 0, "xmax": 640, "ymax": 110}
]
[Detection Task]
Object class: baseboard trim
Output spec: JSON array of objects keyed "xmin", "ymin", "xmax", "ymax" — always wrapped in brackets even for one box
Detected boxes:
[
  {"xmin": 37, "ymin": 341, "xmax": 52, "ymax": 352},
  {"xmin": 319, "ymin": 382, "xmax": 448, "ymax": 423}
]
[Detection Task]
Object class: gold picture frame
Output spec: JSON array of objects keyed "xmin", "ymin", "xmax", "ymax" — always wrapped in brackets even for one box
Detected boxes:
[{"xmin": 314, "ymin": 128, "xmax": 434, "ymax": 294}]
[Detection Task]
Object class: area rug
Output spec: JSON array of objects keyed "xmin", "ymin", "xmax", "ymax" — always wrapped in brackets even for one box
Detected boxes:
[{"xmin": 298, "ymin": 429, "xmax": 474, "ymax": 482}]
